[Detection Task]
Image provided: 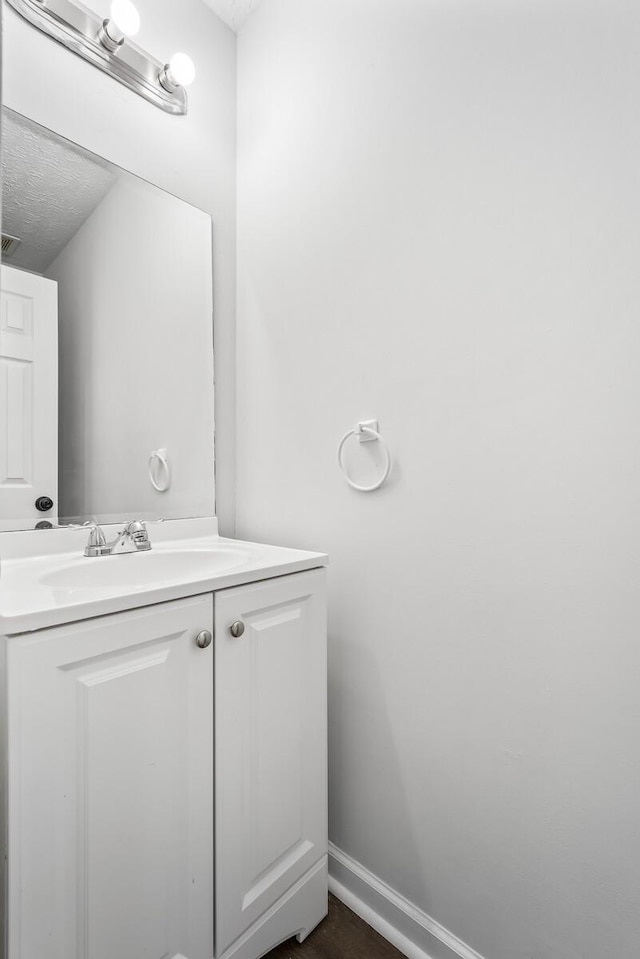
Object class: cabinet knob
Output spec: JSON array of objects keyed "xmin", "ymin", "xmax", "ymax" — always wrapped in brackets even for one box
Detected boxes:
[
  {"xmin": 195, "ymin": 630, "xmax": 212, "ymax": 649},
  {"xmin": 229, "ymin": 621, "xmax": 245, "ymax": 638}
]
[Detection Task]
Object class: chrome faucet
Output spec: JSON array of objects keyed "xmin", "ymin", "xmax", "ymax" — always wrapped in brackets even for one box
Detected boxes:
[{"xmin": 83, "ymin": 520, "xmax": 152, "ymax": 557}]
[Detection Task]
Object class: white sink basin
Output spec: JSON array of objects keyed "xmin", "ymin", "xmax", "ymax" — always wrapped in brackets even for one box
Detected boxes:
[
  {"xmin": 0, "ymin": 518, "xmax": 328, "ymax": 635},
  {"xmin": 40, "ymin": 547, "xmax": 251, "ymax": 590}
]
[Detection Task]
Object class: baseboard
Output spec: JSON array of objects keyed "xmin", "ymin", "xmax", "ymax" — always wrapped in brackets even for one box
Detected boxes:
[{"xmin": 328, "ymin": 843, "xmax": 485, "ymax": 959}]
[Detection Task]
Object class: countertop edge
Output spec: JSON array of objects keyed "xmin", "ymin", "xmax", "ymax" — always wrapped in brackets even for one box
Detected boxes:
[{"xmin": 1, "ymin": 551, "xmax": 328, "ymax": 636}]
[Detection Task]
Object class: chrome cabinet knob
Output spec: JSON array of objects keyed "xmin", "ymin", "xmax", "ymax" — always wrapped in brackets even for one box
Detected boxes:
[
  {"xmin": 195, "ymin": 629, "xmax": 212, "ymax": 649},
  {"xmin": 229, "ymin": 621, "xmax": 245, "ymax": 638}
]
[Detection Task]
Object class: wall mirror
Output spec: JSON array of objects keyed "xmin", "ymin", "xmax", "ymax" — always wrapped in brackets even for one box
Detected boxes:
[{"xmin": 0, "ymin": 107, "xmax": 215, "ymax": 532}]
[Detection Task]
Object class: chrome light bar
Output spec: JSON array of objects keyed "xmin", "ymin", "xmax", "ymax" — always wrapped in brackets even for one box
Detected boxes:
[{"xmin": 6, "ymin": 0, "xmax": 189, "ymax": 116}]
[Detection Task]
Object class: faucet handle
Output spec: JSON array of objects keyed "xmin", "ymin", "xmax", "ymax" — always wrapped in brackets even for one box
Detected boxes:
[
  {"xmin": 87, "ymin": 523, "xmax": 107, "ymax": 547},
  {"xmin": 84, "ymin": 522, "xmax": 110, "ymax": 557}
]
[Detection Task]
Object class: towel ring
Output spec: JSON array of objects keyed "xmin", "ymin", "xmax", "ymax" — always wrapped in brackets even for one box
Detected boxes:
[
  {"xmin": 148, "ymin": 449, "xmax": 171, "ymax": 493},
  {"xmin": 338, "ymin": 425, "xmax": 392, "ymax": 492}
]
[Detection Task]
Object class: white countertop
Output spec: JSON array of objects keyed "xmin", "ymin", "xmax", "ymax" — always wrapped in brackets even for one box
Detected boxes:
[{"xmin": 0, "ymin": 518, "xmax": 328, "ymax": 635}]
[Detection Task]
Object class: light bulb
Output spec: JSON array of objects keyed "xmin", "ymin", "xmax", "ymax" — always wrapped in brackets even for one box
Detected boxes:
[
  {"xmin": 109, "ymin": 0, "xmax": 140, "ymax": 38},
  {"xmin": 159, "ymin": 52, "xmax": 196, "ymax": 92},
  {"xmin": 99, "ymin": 0, "xmax": 140, "ymax": 49},
  {"xmin": 169, "ymin": 53, "xmax": 196, "ymax": 87}
]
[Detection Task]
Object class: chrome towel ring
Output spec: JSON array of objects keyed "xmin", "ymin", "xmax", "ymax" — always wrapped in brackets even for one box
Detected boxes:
[{"xmin": 338, "ymin": 422, "xmax": 392, "ymax": 492}]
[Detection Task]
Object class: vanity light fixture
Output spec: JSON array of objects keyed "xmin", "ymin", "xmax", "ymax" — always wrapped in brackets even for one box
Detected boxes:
[{"xmin": 7, "ymin": 0, "xmax": 195, "ymax": 115}]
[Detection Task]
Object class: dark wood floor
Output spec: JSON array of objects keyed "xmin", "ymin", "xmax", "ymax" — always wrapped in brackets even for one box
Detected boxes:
[{"xmin": 264, "ymin": 894, "xmax": 405, "ymax": 959}]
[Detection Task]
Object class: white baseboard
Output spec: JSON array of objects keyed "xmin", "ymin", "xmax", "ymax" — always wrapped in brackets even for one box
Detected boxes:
[{"xmin": 328, "ymin": 843, "xmax": 486, "ymax": 959}]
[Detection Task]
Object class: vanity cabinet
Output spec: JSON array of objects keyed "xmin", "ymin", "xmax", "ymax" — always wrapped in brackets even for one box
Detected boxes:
[
  {"xmin": 5, "ymin": 567, "xmax": 327, "ymax": 959},
  {"xmin": 215, "ymin": 569, "xmax": 327, "ymax": 958},
  {"xmin": 6, "ymin": 594, "xmax": 214, "ymax": 959}
]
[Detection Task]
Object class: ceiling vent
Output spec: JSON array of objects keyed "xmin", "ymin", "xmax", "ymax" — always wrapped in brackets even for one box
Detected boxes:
[{"xmin": 1, "ymin": 233, "xmax": 22, "ymax": 258}]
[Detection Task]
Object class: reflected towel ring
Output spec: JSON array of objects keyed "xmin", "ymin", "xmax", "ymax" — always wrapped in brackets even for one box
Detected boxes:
[
  {"xmin": 337, "ymin": 424, "xmax": 392, "ymax": 492},
  {"xmin": 149, "ymin": 448, "xmax": 171, "ymax": 492}
]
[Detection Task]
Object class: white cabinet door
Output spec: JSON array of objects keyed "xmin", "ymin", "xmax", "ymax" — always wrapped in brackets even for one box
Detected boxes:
[
  {"xmin": 214, "ymin": 569, "xmax": 327, "ymax": 956},
  {"xmin": 7, "ymin": 595, "xmax": 214, "ymax": 959},
  {"xmin": 0, "ymin": 265, "xmax": 58, "ymax": 529}
]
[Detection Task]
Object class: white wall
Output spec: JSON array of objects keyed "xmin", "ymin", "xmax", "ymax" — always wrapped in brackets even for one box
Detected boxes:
[
  {"xmin": 236, "ymin": 2, "xmax": 640, "ymax": 957},
  {"xmin": 46, "ymin": 176, "xmax": 213, "ymax": 523},
  {"xmin": 2, "ymin": 0, "xmax": 237, "ymax": 533}
]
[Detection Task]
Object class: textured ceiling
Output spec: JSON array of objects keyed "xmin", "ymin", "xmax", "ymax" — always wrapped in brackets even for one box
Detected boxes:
[
  {"xmin": 1, "ymin": 111, "xmax": 117, "ymax": 273},
  {"xmin": 201, "ymin": 0, "xmax": 264, "ymax": 32}
]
